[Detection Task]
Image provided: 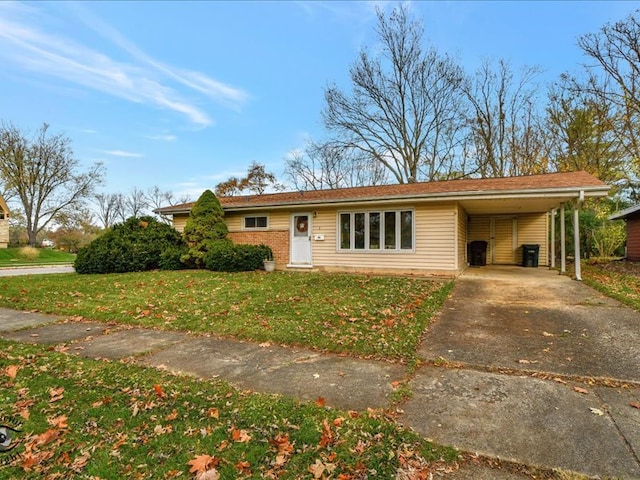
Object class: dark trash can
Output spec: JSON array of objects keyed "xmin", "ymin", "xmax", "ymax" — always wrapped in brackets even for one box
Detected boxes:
[
  {"xmin": 468, "ymin": 240, "xmax": 488, "ymax": 266},
  {"xmin": 522, "ymin": 244, "xmax": 540, "ymax": 268}
]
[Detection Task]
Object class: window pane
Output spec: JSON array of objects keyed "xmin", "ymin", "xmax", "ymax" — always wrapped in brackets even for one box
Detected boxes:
[
  {"xmin": 384, "ymin": 212, "xmax": 396, "ymax": 249},
  {"xmin": 340, "ymin": 213, "xmax": 351, "ymax": 249},
  {"xmin": 245, "ymin": 217, "xmax": 256, "ymax": 228},
  {"xmin": 369, "ymin": 212, "xmax": 380, "ymax": 249},
  {"xmin": 354, "ymin": 213, "xmax": 365, "ymax": 249},
  {"xmin": 256, "ymin": 216, "xmax": 267, "ymax": 228},
  {"xmin": 401, "ymin": 211, "xmax": 413, "ymax": 249}
]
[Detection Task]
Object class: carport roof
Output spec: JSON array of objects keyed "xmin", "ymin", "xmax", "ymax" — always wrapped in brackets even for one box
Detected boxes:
[{"xmin": 156, "ymin": 170, "xmax": 609, "ymax": 215}]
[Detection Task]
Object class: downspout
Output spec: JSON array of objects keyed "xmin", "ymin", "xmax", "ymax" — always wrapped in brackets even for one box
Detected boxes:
[
  {"xmin": 550, "ymin": 209, "xmax": 556, "ymax": 269},
  {"xmin": 560, "ymin": 204, "xmax": 566, "ymax": 274},
  {"xmin": 574, "ymin": 191, "xmax": 584, "ymax": 281}
]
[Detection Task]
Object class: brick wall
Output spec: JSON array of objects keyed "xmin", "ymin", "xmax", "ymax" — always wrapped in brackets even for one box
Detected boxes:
[{"xmin": 228, "ymin": 230, "xmax": 290, "ymax": 266}]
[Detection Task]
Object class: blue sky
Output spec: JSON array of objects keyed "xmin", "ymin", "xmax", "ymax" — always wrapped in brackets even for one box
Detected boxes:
[{"xmin": 0, "ymin": 1, "xmax": 638, "ymax": 201}]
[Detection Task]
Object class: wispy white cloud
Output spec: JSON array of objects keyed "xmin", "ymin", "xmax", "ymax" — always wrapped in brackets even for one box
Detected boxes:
[
  {"xmin": 146, "ymin": 134, "xmax": 177, "ymax": 142},
  {"xmin": 0, "ymin": 2, "xmax": 249, "ymax": 127},
  {"xmin": 103, "ymin": 150, "xmax": 144, "ymax": 158}
]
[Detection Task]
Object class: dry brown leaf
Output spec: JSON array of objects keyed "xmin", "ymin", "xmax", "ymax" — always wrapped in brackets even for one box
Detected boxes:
[
  {"xmin": 5, "ymin": 365, "xmax": 18, "ymax": 380},
  {"xmin": 207, "ymin": 408, "xmax": 219, "ymax": 419},
  {"xmin": 49, "ymin": 386, "xmax": 65, "ymax": 402},
  {"xmin": 48, "ymin": 415, "xmax": 68, "ymax": 429},
  {"xmin": 316, "ymin": 397, "xmax": 326, "ymax": 407},
  {"xmin": 630, "ymin": 401, "xmax": 640, "ymax": 409},
  {"xmin": 573, "ymin": 386, "xmax": 589, "ymax": 395},
  {"xmin": 188, "ymin": 454, "xmax": 216, "ymax": 474},
  {"xmin": 230, "ymin": 427, "xmax": 252, "ymax": 443}
]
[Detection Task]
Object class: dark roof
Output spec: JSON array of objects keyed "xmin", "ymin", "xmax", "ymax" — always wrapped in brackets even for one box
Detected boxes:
[
  {"xmin": 156, "ymin": 171, "xmax": 609, "ymax": 214},
  {"xmin": 610, "ymin": 203, "xmax": 640, "ymax": 220}
]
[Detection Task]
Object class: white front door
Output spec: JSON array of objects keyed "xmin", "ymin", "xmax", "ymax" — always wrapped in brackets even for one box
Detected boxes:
[{"xmin": 290, "ymin": 213, "xmax": 312, "ymax": 265}]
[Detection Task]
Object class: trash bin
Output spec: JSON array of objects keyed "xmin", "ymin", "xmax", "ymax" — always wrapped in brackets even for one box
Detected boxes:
[
  {"xmin": 468, "ymin": 240, "xmax": 488, "ymax": 266},
  {"xmin": 522, "ymin": 244, "xmax": 540, "ymax": 268}
]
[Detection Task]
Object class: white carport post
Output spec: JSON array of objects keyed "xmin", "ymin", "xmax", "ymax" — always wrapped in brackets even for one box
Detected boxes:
[
  {"xmin": 574, "ymin": 193, "xmax": 584, "ymax": 281},
  {"xmin": 560, "ymin": 204, "xmax": 566, "ymax": 274},
  {"xmin": 550, "ymin": 209, "xmax": 556, "ymax": 269}
]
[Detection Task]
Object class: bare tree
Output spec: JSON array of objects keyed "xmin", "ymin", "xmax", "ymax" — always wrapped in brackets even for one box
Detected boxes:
[
  {"xmin": 93, "ymin": 192, "xmax": 122, "ymax": 229},
  {"xmin": 322, "ymin": 5, "xmax": 468, "ymax": 183},
  {"xmin": 118, "ymin": 187, "xmax": 149, "ymax": 221},
  {"xmin": 145, "ymin": 185, "xmax": 190, "ymax": 224},
  {"xmin": 461, "ymin": 59, "xmax": 546, "ymax": 177},
  {"xmin": 284, "ymin": 140, "xmax": 389, "ymax": 190},
  {"xmin": 576, "ymin": 11, "xmax": 640, "ymax": 175},
  {"xmin": 0, "ymin": 122, "xmax": 104, "ymax": 246}
]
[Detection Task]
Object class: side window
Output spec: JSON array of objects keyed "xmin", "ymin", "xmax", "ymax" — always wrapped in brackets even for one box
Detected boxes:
[{"xmin": 244, "ymin": 216, "xmax": 268, "ymax": 229}]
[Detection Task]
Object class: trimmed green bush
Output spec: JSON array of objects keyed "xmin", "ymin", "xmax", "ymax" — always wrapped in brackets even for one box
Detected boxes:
[
  {"xmin": 74, "ymin": 216, "xmax": 186, "ymax": 274},
  {"xmin": 181, "ymin": 190, "xmax": 228, "ymax": 268},
  {"xmin": 203, "ymin": 242, "xmax": 272, "ymax": 272}
]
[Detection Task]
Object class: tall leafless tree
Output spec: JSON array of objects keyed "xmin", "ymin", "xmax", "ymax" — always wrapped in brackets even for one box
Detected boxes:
[
  {"xmin": 461, "ymin": 59, "xmax": 546, "ymax": 178},
  {"xmin": 0, "ymin": 122, "xmax": 104, "ymax": 246},
  {"xmin": 93, "ymin": 192, "xmax": 122, "ymax": 229},
  {"xmin": 322, "ymin": 5, "xmax": 468, "ymax": 183},
  {"xmin": 284, "ymin": 140, "xmax": 389, "ymax": 191},
  {"xmin": 575, "ymin": 10, "xmax": 640, "ymax": 178}
]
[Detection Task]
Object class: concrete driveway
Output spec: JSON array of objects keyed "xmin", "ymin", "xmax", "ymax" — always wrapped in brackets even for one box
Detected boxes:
[
  {"xmin": 401, "ymin": 266, "xmax": 640, "ymax": 478},
  {"xmin": 0, "ymin": 265, "xmax": 75, "ymax": 276}
]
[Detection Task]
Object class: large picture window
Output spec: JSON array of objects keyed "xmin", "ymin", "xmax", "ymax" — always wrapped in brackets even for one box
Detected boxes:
[{"xmin": 338, "ymin": 210, "xmax": 414, "ymax": 251}]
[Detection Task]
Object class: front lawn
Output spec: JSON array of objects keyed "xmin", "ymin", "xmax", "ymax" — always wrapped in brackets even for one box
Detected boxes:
[
  {"xmin": 0, "ymin": 340, "xmax": 458, "ymax": 478},
  {"xmin": 0, "ymin": 247, "xmax": 76, "ymax": 266},
  {"xmin": 0, "ymin": 270, "xmax": 453, "ymax": 362}
]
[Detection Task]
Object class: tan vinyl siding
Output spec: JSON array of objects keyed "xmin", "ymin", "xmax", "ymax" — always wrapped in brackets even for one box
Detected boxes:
[
  {"xmin": 517, "ymin": 213, "xmax": 548, "ymax": 266},
  {"xmin": 311, "ymin": 203, "xmax": 459, "ymax": 273},
  {"xmin": 457, "ymin": 206, "xmax": 468, "ymax": 269},
  {"xmin": 225, "ymin": 211, "xmax": 289, "ymax": 231},
  {"xmin": 173, "ymin": 214, "xmax": 189, "ymax": 233}
]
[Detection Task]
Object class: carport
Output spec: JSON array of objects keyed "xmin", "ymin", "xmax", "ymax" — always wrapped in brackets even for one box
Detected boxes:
[{"xmin": 460, "ymin": 172, "xmax": 610, "ymax": 280}]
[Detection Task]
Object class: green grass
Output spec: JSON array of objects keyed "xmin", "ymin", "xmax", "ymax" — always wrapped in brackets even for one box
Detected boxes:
[
  {"xmin": 582, "ymin": 262, "xmax": 640, "ymax": 310},
  {"xmin": 0, "ymin": 248, "xmax": 76, "ymax": 266},
  {"xmin": 0, "ymin": 270, "xmax": 453, "ymax": 363},
  {"xmin": 0, "ymin": 340, "xmax": 458, "ymax": 479}
]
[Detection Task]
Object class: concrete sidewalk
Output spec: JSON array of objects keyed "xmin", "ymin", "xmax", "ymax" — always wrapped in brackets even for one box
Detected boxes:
[{"xmin": 1, "ymin": 274, "xmax": 639, "ymax": 480}]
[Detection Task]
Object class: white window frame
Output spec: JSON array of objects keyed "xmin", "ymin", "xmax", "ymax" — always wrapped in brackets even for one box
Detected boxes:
[
  {"xmin": 337, "ymin": 209, "xmax": 415, "ymax": 253},
  {"xmin": 243, "ymin": 215, "xmax": 269, "ymax": 230}
]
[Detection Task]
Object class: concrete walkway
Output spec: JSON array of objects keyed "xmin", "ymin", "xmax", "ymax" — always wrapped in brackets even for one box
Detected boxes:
[{"xmin": 0, "ymin": 268, "xmax": 639, "ymax": 478}]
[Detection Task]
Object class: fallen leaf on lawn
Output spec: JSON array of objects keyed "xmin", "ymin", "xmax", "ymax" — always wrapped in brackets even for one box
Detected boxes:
[
  {"xmin": 153, "ymin": 384, "xmax": 166, "ymax": 398},
  {"xmin": 316, "ymin": 397, "xmax": 326, "ymax": 407},
  {"xmin": 235, "ymin": 460, "xmax": 251, "ymax": 472},
  {"xmin": 309, "ymin": 459, "xmax": 326, "ymax": 479},
  {"xmin": 230, "ymin": 427, "xmax": 252, "ymax": 443},
  {"xmin": 553, "ymin": 378, "xmax": 567, "ymax": 385},
  {"xmin": 48, "ymin": 415, "xmax": 68, "ymax": 429},
  {"xmin": 70, "ymin": 452, "xmax": 91, "ymax": 472},
  {"xmin": 196, "ymin": 470, "xmax": 220, "ymax": 480},
  {"xmin": 188, "ymin": 454, "xmax": 217, "ymax": 474},
  {"xmin": 19, "ymin": 409, "xmax": 30, "ymax": 420},
  {"xmin": 5, "ymin": 365, "xmax": 18, "ymax": 380},
  {"xmin": 259, "ymin": 342, "xmax": 272, "ymax": 348},
  {"xmin": 49, "ymin": 386, "xmax": 64, "ymax": 402},
  {"xmin": 391, "ymin": 380, "xmax": 402, "ymax": 389},
  {"xmin": 630, "ymin": 402, "xmax": 640, "ymax": 409},
  {"xmin": 542, "ymin": 331, "xmax": 554, "ymax": 337},
  {"xmin": 207, "ymin": 408, "xmax": 219, "ymax": 419},
  {"xmin": 573, "ymin": 386, "xmax": 589, "ymax": 395},
  {"xmin": 590, "ymin": 407, "xmax": 604, "ymax": 416},
  {"xmin": 166, "ymin": 409, "xmax": 179, "ymax": 421},
  {"xmin": 35, "ymin": 428, "xmax": 60, "ymax": 446}
]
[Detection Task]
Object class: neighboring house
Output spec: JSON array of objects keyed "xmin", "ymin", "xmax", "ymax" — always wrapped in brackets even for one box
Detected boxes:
[
  {"xmin": 0, "ymin": 195, "xmax": 9, "ymax": 248},
  {"xmin": 609, "ymin": 204, "xmax": 640, "ymax": 261},
  {"xmin": 156, "ymin": 171, "xmax": 609, "ymax": 276}
]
